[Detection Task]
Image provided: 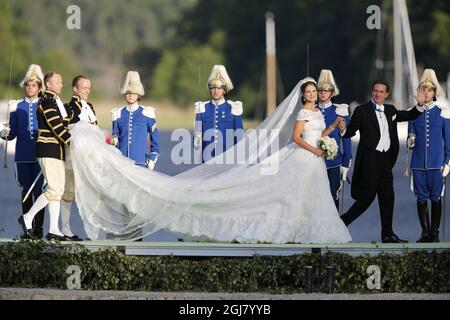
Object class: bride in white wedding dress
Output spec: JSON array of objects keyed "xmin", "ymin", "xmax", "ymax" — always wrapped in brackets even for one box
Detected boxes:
[{"xmin": 70, "ymin": 77, "xmax": 351, "ymax": 243}]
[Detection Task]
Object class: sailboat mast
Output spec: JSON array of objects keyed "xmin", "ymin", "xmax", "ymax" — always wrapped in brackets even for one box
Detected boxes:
[
  {"xmin": 393, "ymin": 0, "xmax": 418, "ymax": 109},
  {"xmin": 399, "ymin": 0, "xmax": 419, "ymax": 107},
  {"xmin": 266, "ymin": 12, "xmax": 276, "ymax": 116},
  {"xmin": 393, "ymin": 0, "xmax": 403, "ymax": 108}
]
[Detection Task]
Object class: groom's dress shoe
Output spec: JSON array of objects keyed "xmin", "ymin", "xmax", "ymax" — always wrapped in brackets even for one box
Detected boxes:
[
  {"xmin": 382, "ymin": 234, "xmax": 408, "ymax": 243},
  {"xmin": 63, "ymin": 234, "xmax": 83, "ymax": 241},
  {"xmin": 45, "ymin": 233, "xmax": 68, "ymax": 241}
]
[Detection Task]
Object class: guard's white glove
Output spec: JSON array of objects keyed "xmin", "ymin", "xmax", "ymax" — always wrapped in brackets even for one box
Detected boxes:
[
  {"xmin": 0, "ymin": 124, "xmax": 11, "ymax": 139},
  {"xmin": 442, "ymin": 164, "xmax": 450, "ymax": 178},
  {"xmin": 147, "ymin": 160, "xmax": 155, "ymax": 170},
  {"xmin": 340, "ymin": 166, "xmax": 349, "ymax": 182},
  {"xmin": 111, "ymin": 136, "xmax": 118, "ymax": 147},
  {"xmin": 193, "ymin": 133, "xmax": 202, "ymax": 149},
  {"xmin": 407, "ymin": 133, "xmax": 416, "ymax": 150}
]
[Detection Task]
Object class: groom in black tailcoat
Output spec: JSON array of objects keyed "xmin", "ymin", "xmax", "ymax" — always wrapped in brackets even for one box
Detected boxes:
[{"xmin": 339, "ymin": 80, "xmax": 424, "ymax": 243}]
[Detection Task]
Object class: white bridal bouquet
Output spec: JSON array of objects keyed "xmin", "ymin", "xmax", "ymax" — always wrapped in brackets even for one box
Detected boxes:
[{"xmin": 318, "ymin": 136, "xmax": 338, "ymax": 160}]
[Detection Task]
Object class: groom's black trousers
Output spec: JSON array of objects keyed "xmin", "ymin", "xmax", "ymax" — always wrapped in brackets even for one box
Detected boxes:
[{"xmin": 340, "ymin": 149, "xmax": 395, "ymax": 237}]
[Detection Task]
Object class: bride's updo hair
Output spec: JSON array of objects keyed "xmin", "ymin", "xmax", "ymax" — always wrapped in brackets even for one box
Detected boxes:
[{"xmin": 300, "ymin": 80, "xmax": 318, "ymax": 105}]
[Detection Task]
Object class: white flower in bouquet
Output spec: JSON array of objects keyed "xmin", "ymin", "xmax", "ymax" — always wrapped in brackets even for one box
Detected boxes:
[{"xmin": 318, "ymin": 136, "xmax": 338, "ymax": 160}]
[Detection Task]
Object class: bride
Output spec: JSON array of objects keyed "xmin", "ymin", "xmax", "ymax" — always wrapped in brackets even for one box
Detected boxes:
[{"xmin": 70, "ymin": 77, "xmax": 351, "ymax": 243}]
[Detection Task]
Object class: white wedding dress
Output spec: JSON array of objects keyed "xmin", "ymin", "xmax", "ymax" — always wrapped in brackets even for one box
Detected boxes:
[{"xmin": 69, "ymin": 80, "xmax": 351, "ymax": 243}]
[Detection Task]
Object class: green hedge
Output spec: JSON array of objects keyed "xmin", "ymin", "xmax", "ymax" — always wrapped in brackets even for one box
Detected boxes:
[{"xmin": 1, "ymin": 241, "xmax": 449, "ymax": 293}]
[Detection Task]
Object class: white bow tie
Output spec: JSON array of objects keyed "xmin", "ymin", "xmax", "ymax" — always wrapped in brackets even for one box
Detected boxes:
[{"xmin": 375, "ymin": 104, "xmax": 384, "ymax": 112}]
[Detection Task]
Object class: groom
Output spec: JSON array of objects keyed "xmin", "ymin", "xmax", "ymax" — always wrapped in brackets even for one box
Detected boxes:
[{"xmin": 338, "ymin": 80, "xmax": 423, "ymax": 243}]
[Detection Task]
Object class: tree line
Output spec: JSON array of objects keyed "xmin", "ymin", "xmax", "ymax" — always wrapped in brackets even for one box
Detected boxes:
[{"xmin": 0, "ymin": 0, "xmax": 449, "ymax": 118}]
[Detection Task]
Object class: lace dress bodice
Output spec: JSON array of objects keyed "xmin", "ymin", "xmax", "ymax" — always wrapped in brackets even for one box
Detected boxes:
[{"xmin": 297, "ymin": 108, "xmax": 326, "ymax": 146}]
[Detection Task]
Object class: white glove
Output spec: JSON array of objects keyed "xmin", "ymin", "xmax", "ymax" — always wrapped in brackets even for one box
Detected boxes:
[
  {"xmin": 147, "ymin": 160, "xmax": 155, "ymax": 170},
  {"xmin": 193, "ymin": 133, "xmax": 202, "ymax": 149},
  {"xmin": 407, "ymin": 133, "xmax": 416, "ymax": 150},
  {"xmin": 340, "ymin": 166, "xmax": 349, "ymax": 182},
  {"xmin": 111, "ymin": 136, "xmax": 118, "ymax": 147},
  {"xmin": 442, "ymin": 164, "xmax": 450, "ymax": 178},
  {"xmin": 0, "ymin": 124, "xmax": 11, "ymax": 139}
]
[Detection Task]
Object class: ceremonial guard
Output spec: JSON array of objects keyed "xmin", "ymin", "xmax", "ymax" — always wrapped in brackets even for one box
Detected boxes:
[
  {"xmin": 20, "ymin": 72, "xmax": 71, "ymax": 240},
  {"xmin": 60, "ymin": 75, "xmax": 97, "ymax": 241},
  {"xmin": 317, "ymin": 69, "xmax": 352, "ymax": 209},
  {"xmin": 111, "ymin": 71, "xmax": 160, "ymax": 169},
  {"xmin": 0, "ymin": 64, "xmax": 46, "ymax": 238},
  {"xmin": 194, "ymin": 65, "xmax": 244, "ymax": 163},
  {"xmin": 407, "ymin": 69, "xmax": 450, "ymax": 243}
]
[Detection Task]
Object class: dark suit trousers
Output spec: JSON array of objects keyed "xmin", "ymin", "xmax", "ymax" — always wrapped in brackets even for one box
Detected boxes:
[{"xmin": 341, "ymin": 149, "xmax": 395, "ymax": 237}]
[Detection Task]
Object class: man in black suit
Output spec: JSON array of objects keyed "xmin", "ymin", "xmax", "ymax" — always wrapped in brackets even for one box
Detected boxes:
[{"xmin": 338, "ymin": 80, "xmax": 423, "ymax": 243}]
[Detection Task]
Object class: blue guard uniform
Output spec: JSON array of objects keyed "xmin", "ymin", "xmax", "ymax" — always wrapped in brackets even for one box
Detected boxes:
[
  {"xmin": 409, "ymin": 103, "xmax": 450, "ymax": 194},
  {"xmin": 318, "ymin": 102, "xmax": 352, "ymax": 206},
  {"xmin": 0, "ymin": 63, "xmax": 47, "ymax": 238},
  {"xmin": 317, "ymin": 69, "xmax": 352, "ymax": 209},
  {"xmin": 112, "ymin": 105, "xmax": 160, "ymax": 166},
  {"xmin": 4, "ymin": 98, "xmax": 45, "ymax": 215},
  {"xmin": 194, "ymin": 98, "xmax": 243, "ymax": 162},
  {"xmin": 407, "ymin": 68, "xmax": 450, "ymax": 243}
]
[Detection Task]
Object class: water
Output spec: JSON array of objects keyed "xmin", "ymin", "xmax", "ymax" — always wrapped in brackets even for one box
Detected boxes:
[{"xmin": 0, "ymin": 130, "xmax": 448, "ymax": 243}]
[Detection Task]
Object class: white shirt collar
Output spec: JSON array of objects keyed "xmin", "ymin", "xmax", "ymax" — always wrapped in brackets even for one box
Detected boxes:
[
  {"xmin": 25, "ymin": 97, "xmax": 39, "ymax": 104},
  {"xmin": 211, "ymin": 98, "xmax": 226, "ymax": 106},
  {"xmin": 425, "ymin": 102, "xmax": 436, "ymax": 110},
  {"xmin": 318, "ymin": 101, "xmax": 332, "ymax": 109},
  {"xmin": 126, "ymin": 104, "xmax": 139, "ymax": 112}
]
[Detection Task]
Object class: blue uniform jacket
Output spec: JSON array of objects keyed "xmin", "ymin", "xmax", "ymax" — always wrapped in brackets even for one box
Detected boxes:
[
  {"xmin": 408, "ymin": 103, "xmax": 450, "ymax": 170},
  {"xmin": 318, "ymin": 102, "xmax": 352, "ymax": 168},
  {"xmin": 112, "ymin": 105, "xmax": 160, "ymax": 165},
  {"xmin": 194, "ymin": 99, "xmax": 244, "ymax": 162},
  {"xmin": 5, "ymin": 98, "xmax": 39, "ymax": 162}
]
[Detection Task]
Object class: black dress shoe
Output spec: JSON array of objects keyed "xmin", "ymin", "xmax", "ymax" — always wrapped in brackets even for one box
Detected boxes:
[
  {"xmin": 33, "ymin": 227, "xmax": 44, "ymax": 239},
  {"xmin": 20, "ymin": 233, "xmax": 32, "ymax": 240},
  {"xmin": 382, "ymin": 234, "xmax": 408, "ymax": 243},
  {"xmin": 45, "ymin": 233, "xmax": 67, "ymax": 241},
  {"xmin": 63, "ymin": 234, "xmax": 83, "ymax": 241},
  {"xmin": 17, "ymin": 216, "xmax": 32, "ymax": 234},
  {"xmin": 20, "ymin": 229, "xmax": 37, "ymax": 240}
]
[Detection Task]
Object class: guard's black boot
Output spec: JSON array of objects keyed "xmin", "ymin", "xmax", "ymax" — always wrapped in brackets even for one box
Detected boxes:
[
  {"xmin": 416, "ymin": 201, "xmax": 431, "ymax": 243},
  {"xmin": 33, "ymin": 227, "xmax": 44, "ymax": 240},
  {"xmin": 17, "ymin": 216, "xmax": 37, "ymax": 240},
  {"xmin": 32, "ymin": 208, "xmax": 46, "ymax": 239},
  {"xmin": 19, "ymin": 192, "xmax": 33, "ymax": 238},
  {"xmin": 21, "ymin": 192, "xmax": 33, "ymax": 215},
  {"xmin": 429, "ymin": 200, "xmax": 442, "ymax": 243}
]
